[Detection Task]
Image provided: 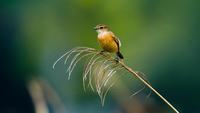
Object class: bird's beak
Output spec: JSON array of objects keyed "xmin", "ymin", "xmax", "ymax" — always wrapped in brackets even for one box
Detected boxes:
[{"xmin": 93, "ymin": 27, "xmax": 98, "ymax": 30}]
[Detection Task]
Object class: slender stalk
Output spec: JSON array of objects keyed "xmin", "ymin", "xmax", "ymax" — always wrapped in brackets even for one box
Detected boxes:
[
  {"xmin": 119, "ymin": 61, "xmax": 179, "ymax": 113},
  {"xmin": 53, "ymin": 47, "xmax": 179, "ymax": 112}
]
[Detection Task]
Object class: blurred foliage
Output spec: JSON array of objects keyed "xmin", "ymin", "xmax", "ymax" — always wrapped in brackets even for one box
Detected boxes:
[{"xmin": 1, "ymin": 0, "xmax": 200, "ymax": 113}]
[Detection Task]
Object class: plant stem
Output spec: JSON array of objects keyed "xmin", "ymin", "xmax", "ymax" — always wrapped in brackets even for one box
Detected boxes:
[{"xmin": 120, "ymin": 61, "xmax": 179, "ymax": 113}]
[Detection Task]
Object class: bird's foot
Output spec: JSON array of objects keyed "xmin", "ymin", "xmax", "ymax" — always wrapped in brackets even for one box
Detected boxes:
[{"xmin": 114, "ymin": 57, "xmax": 120, "ymax": 63}]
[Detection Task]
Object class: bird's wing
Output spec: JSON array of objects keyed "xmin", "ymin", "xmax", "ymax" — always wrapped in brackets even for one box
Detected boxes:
[{"xmin": 110, "ymin": 31, "xmax": 121, "ymax": 47}]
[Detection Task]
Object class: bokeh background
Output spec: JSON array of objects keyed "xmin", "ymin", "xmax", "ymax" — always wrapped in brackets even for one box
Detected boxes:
[{"xmin": 1, "ymin": 0, "xmax": 200, "ymax": 113}]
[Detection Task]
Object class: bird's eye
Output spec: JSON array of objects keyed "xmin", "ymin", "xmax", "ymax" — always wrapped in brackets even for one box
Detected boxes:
[{"xmin": 100, "ymin": 26, "xmax": 103, "ymax": 29}]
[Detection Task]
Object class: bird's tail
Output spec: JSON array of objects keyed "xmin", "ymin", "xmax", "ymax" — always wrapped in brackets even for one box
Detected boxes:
[{"xmin": 117, "ymin": 51, "xmax": 124, "ymax": 59}]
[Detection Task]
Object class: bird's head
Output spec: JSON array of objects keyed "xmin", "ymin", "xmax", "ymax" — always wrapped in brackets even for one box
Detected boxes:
[{"xmin": 94, "ymin": 24, "xmax": 109, "ymax": 34}]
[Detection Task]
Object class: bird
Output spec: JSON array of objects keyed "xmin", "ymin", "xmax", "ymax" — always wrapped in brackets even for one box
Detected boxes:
[{"xmin": 94, "ymin": 24, "xmax": 124, "ymax": 59}]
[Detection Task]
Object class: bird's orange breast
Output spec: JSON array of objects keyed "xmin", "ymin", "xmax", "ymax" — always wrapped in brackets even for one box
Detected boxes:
[{"xmin": 97, "ymin": 33, "xmax": 118, "ymax": 52}]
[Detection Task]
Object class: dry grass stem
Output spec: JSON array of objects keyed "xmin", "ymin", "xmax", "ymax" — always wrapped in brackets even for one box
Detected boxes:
[{"xmin": 53, "ymin": 47, "xmax": 179, "ymax": 113}]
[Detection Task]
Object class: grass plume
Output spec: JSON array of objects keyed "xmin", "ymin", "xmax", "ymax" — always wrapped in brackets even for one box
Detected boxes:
[{"xmin": 53, "ymin": 47, "xmax": 179, "ymax": 113}]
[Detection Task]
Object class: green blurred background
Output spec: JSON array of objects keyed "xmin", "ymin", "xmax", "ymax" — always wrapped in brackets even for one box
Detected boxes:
[{"xmin": 1, "ymin": 0, "xmax": 200, "ymax": 113}]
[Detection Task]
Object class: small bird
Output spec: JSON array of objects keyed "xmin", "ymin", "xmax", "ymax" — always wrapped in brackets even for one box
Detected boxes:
[{"xmin": 94, "ymin": 24, "xmax": 124, "ymax": 59}]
